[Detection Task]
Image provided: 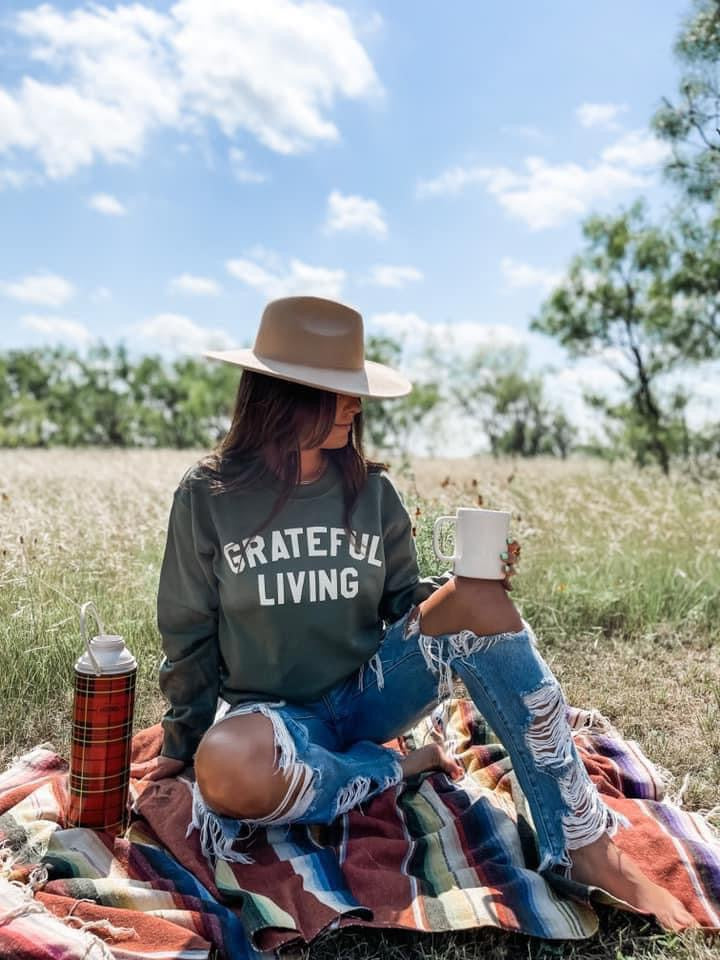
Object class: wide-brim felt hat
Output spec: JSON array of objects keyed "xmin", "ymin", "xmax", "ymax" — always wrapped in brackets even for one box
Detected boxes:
[{"xmin": 203, "ymin": 295, "xmax": 413, "ymax": 399}]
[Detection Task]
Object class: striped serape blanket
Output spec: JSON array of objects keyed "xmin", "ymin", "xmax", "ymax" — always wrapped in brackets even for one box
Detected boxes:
[{"xmin": 1, "ymin": 697, "xmax": 719, "ymax": 958}]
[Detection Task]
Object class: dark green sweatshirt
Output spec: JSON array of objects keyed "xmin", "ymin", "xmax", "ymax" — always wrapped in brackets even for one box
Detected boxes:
[{"xmin": 157, "ymin": 457, "xmax": 452, "ymax": 762}]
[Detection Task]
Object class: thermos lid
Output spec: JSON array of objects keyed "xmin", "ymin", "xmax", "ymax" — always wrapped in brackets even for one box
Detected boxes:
[
  {"xmin": 76, "ymin": 602, "xmax": 137, "ymax": 676},
  {"xmin": 75, "ymin": 635, "xmax": 137, "ymax": 675}
]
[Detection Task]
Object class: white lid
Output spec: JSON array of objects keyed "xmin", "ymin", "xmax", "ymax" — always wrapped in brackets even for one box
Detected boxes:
[
  {"xmin": 75, "ymin": 635, "xmax": 137, "ymax": 676},
  {"xmin": 76, "ymin": 602, "xmax": 136, "ymax": 676}
]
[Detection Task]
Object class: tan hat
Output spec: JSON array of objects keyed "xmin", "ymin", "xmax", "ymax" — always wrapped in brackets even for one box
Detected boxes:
[{"xmin": 203, "ymin": 295, "xmax": 413, "ymax": 398}]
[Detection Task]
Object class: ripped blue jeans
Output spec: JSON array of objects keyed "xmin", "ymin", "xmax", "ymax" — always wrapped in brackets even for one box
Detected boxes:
[{"xmin": 189, "ymin": 604, "xmax": 624, "ymax": 877}]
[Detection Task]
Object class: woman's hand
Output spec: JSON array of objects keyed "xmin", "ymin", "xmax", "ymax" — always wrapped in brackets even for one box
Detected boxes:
[
  {"xmin": 500, "ymin": 538, "xmax": 521, "ymax": 592},
  {"xmin": 399, "ymin": 743, "xmax": 463, "ymax": 781},
  {"xmin": 142, "ymin": 755, "xmax": 187, "ymax": 782}
]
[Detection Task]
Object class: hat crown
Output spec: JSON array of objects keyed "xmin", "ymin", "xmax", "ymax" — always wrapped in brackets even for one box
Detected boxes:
[{"xmin": 254, "ymin": 296, "xmax": 364, "ymax": 372}]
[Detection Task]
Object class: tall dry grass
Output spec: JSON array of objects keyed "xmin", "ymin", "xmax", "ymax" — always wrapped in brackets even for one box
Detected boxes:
[{"xmin": 1, "ymin": 448, "xmax": 718, "ymax": 959}]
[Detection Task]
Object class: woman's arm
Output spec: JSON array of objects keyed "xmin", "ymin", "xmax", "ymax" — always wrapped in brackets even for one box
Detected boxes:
[
  {"xmin": 378, "ymin": 476, "xmax": 521, "ymax": 627},
  {"xmin": 156, "ymin": 486, "xmax": 221, "ymax": 765},
  {"xmin": 378, "ymin": 476, "xmax": 453, "ymax": 625}
]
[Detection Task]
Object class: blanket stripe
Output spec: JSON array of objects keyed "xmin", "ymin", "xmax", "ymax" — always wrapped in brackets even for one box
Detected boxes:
[{"xmin": 0, "ymin": 699, "xmax": 718, "ymax": 959}]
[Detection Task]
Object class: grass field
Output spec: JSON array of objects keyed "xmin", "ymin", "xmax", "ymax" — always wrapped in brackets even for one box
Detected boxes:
[{"xmin": 1, "ymin": 448, "xmax": 719, "ymax": 959}]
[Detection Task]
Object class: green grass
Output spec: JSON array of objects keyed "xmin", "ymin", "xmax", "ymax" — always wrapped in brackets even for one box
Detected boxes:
[{"xmin": 1, "ymin": 449, "xmax": 718, "ymax": 959}]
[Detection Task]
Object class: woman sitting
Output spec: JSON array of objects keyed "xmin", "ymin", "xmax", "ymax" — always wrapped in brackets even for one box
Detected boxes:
[{"xmin": 147, "ymin": 295, "xmax": 695, "ymax": 932}]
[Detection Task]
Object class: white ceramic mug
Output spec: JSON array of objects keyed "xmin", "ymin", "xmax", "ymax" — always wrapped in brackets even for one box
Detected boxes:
[{"xmin": 433, "ymin": 507, "xmax": 511, "ymax": 579}]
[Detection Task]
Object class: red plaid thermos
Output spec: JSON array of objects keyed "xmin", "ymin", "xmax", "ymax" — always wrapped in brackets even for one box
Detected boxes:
[{"xmin": 67, "ymin": 601, "xmax": 137, "ymax": 834}]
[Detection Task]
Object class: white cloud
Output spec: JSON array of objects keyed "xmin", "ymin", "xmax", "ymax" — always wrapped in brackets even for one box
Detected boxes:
[
  {"xmin": 368, "ymin": 312, "xmax": 527, "ymax": 356},
  {"xmin": 368, "ymin": 311, "xmax": 422, "ymax": 338},
  {"xmin": 544, "ymin": 358, "xmax": 625, "ymax": 442},
  {"xmin": 418, "ymin": 154, "xmax": 650, "ymax": 230},
  {"xmin": 88, "ymin": 192, "xmax": 126, "ymax": 215},
  {"xmin": 672, "ymin": 361, "xmax": 720, "ymax": 430},
  {"xmin": 0, "ymin": 167, "xmax": 34, "ymax": 189},
  {"xmin": 576, "ymin": 102, "xmax": 628, "ymax": 130},
  {"xmin": 173, "ymin": 0, "xmax": 381, "ymax": 154},
  {"xmin": 325, "ymin": 190, "xmax": 387, "ymax": 236},
  {"xmin": 226, "ymin": 253, "xmax": 345, "ymax": 299},
  {"xmin": 417, "ymin": 165, "xmax": 496, "ymax": 198},
  {"xmin": 601, "ymin": 129, "xmax": 670, "ymax": 169},
  {"xmin": 367, "ymin": 265, "xmax": 423, "ymax": 288},
  {"xmin": 169, "ymin": 273, "xmax": 221, "ymax": 296},
  {"xmin": 2, "ymin": 271, "xmax": 75, "ymax": 307},
  {"xmin": 366, "ymin": 312, "xmax": 535, "ymax": 457},
  {"xmin": 4, "ymin": 2, "xmax": 179, "ymax": 179},
  {"xmin": 501, "ymin": 123, "xmax": 549, "ymax": 142},
  {"xmin": 21, "ymin": 313, "xmax": 92, "ymax": 344},
  {"xmin": 136, "ymin": 313, "xmax": 234, "ymax": 352},
  {"xmin": 545, "ymin": 356, "xmax": 720, "ymax": 441},
  {"xmin": 1, "ymin": 0, "xmax": 380, "ymax": 180},
  {"xmin": 91, "ymin": 286, "xmax": 112, "ymax": 302},
  {"xmin": 361, "ymin": 11, "xmax": 384, "ymax": 34},
  {"xmin": 418, "ymin": 114, "xmax": 672, "ymax": 231},
  {"xmin": 501, "ymin": 257, "xmax": 562, "ymax": 292},
  {"xmin": 547, "ymin": 359, "xmax": 624, "ymax": 396},
  {"xmin": 228, "ymin": 147, "xmax": 268, "ymax": 183}
]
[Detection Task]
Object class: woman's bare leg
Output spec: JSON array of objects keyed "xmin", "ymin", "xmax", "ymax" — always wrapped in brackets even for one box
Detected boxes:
[
  {"xmin": 417, "ymin": 576, "xmax": 698, "ymax": 931},
  {"xmin": 195, "ymin": 714, "xmax": 462, "ymax": 820}
]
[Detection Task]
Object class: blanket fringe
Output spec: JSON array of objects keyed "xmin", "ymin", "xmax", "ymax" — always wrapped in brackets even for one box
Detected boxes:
[
  {"xmin": 67, "ymin": 900, "xmax": 140, "ymax": 943},
  {"xmin": 665, "ymin": 771, "xmax": 691, "ymax": 808},
  {"xmin": 699, "ymin": 804, "xmax": 720, "ymax": 840},
  {"xmin": 0, "ymin": 877, "xmax": 117, "ymax": 959},
  {"xmin": 189, "ymin": 781, "xmax": 255, "ymax": 864},
  {"xmin": 1, "ymin": 841, "xmax": 139, "ymax": 947},
  {"xmin": 66, "ymin": 912, "xmax": 139, "ymax": 942},
  {"xmin": 570, "ymin": 707, "xmax": 618, "ymax": 737}
]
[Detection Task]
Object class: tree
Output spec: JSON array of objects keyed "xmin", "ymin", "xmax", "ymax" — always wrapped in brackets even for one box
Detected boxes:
[
  {"xmin": 647, "ymin": 2, "xmax": 720, "ymax": 373},
  {"xmin": 450, "ymin": 344, "xmax": 576, "ymax": 458},
  {"xmin": 531, "ymin": 203, "xmax": 700, "ymax": 475},
  {"xmin": 0, "ymin": 338, "xmax": 442, "ymax": 452},
  {"xmin": 652, "ymin": 0, "xmax": 720, "ymax": 204},
  {"xmin": 664, "ymin": 207, "xmax": 720, "ymax": 359},
  {"xmin": 0, "ymin": 345, "xmax": 239, "ymax": 448},
  {"xmin": 363, "ymin": 334, "xmax": 443, "ymax": 457}
]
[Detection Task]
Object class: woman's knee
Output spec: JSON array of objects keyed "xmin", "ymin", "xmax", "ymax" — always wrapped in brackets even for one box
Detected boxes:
[
  {"xmin": 418, "ymin": 576, "xmax": 524, "ymax": 638},
  {"xmin": 194, "ymin": 713, "xmax": 290, "ymax": 819}
]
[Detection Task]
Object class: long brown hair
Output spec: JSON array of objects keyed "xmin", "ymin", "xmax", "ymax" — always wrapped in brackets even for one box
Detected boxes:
[{"xmin": 199, "ymin": 370, "xmax": 388, "ymax": 549}]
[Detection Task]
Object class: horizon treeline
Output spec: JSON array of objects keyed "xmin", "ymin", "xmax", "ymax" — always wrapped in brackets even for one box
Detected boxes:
[{"xmin": 1, "ymin": 341, "xmax": 717, "ymax": 476}]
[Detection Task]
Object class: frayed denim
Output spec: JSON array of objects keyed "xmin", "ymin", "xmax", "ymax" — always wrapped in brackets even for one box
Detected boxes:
[{"xmin": 189, "ymin": 603, "xmax": 627, "ymax": 875}]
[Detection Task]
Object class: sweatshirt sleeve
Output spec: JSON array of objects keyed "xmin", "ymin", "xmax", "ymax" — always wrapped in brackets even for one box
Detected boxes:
[
  {"xmin": 157, "ymin": 482, "xmax": 221, "ymax": 763},
  {"xmin": 378, "ymin": 473, "xmax": 454, "ymax": 626}
]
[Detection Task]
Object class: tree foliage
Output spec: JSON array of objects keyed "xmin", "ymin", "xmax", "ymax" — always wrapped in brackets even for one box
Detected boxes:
[
  {"xmin": 1, "ymin": 345, "xmax": 243, "ymax": 448},
  {"xmin": 668, "ymin": 208, "xmax": 720, "ymax": 358},
  {"xmin": 0, "ymin": 337, "xmax": 444, "ymax": 455},
  {"xmin": 450, "ymin": 344, "xmax": 577, "ymax": 459},
  {"xmin": 652, "ymin": 0, "xmax": 720, "ymax": 202},
  {"xmin": 364, "ymin": 334, "xmax": 443, "ymax": 456},
  {"xmin": 531, "ymin": 203, "xmax": 698, "ymax": 474}
]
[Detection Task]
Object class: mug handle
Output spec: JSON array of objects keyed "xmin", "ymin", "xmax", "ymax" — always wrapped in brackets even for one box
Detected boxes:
[{"xmin": 433, "ymin": 516, "xmax": 456, "ymax": 562}]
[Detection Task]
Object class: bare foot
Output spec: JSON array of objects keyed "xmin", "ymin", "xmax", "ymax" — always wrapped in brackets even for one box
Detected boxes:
[
  {"xmin": 570, "ymin": 831, "xmax": 699, "ymax": 931},
  {"xmin": 400, "ymin": 744, "xmax": 463, "ymax": 781}
]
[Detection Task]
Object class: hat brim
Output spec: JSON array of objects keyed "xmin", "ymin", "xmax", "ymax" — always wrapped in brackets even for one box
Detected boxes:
[{"xmin": 203, "ymin": 349, "xmax": 413, "ymax": 398}]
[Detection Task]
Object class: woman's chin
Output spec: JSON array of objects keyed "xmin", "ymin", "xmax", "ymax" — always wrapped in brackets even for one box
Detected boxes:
[{"xmin": 321, "ymin": 432, "xmax": 351, "ymax": 449}]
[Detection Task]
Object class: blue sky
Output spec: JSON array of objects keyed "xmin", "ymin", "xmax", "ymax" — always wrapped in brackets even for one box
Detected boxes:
[{"xmin": 1, "ymin": 0, "xmax": 712, "ymax": 454}]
